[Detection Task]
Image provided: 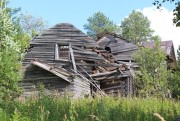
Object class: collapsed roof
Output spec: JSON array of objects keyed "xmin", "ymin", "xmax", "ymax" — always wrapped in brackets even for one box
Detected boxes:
[{"xmin": 22, "ymin": 23, "xmax": 132, "ymax": 97}]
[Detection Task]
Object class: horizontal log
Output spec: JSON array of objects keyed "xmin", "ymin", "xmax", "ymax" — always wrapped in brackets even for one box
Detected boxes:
[
  {"xmin": 23, "ymin": 77, "xmax": 60, "ymax": 81},
  {"xmin": 114, "ymin": 55, "xmax": 133, "ymax": 61},
  {"xmin": 102, "ymin": 85, "xmax": 124, "ymax": 91},
  {"xmin": 94, "ymin": 74, "xmax": 130, "ymax": 81},
  {"xmin": 74, "ymin": 55, "xmax": 104, "ymax": 61},
  {"xmin": 74, "ymin": 57, "xmax": 105, "ymax": 62},
  {"xmin": 90, "ymin": 70, "xmax": 117, "ymax": 77},
  {"xmin": 73, "ymin": 50, "xmax": 98, "ymax": 56},
  {"xmin": 111, "ymin": 48, "xmax": 137, "ymax": 54},
  {"xmin": 100, "ymin": 78, "xmax": 127, "ymax": 84}
]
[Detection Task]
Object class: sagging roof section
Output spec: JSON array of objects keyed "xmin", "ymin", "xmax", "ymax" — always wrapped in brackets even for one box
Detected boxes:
[{"xmin": 31, "ymin": 60, "xmax": 74, "ymax": 83}]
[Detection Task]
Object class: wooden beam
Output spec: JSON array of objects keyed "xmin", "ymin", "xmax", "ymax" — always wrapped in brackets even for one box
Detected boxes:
[
  {"xmin": 90, "ymin": 70, "xmax": 117, "ymax": 77},
  {"xmin": 55, "ymin": 44, "xmax": 59, "ymax": 60},
  {"xmin": 69, "ymin": 44, "xmax": 77, "ymax": 73}
]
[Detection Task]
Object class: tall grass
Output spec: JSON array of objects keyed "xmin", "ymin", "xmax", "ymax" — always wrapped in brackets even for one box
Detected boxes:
[{"xmin": 1, "ymin": 95, "xmax": 180, "ymax": 121}]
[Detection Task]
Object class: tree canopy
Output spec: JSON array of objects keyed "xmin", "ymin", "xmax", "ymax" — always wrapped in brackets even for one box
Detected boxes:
[
  {"xmin": 133, "ymin": 41, "xmax": 171, "ymax": 98},
  {"xmin": 121, "ymin": 10, "xmax": 154, "ymax": 44},
  {"xmin": 19, "ymin": 14, "xmax": 48, "ymax": 37},
  {"xmin": 14, "ymin": 14, "xmax": 48, "ymax": 52},
  {"xmin": 84, "ymin": 12, "xmax": 119, "ymax": 39},
  {"xmin": 169, "ymin": 46, "xmax": 180, "ymax": 98},
  {"xmin": 153, "ymin": 0, "xmax": 180, "ymax": 26}
]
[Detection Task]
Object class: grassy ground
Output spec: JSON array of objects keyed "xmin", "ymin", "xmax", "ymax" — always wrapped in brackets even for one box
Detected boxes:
[{"xmin": 0, "ymin": 95, "xmax": 179, "ymax": 121}]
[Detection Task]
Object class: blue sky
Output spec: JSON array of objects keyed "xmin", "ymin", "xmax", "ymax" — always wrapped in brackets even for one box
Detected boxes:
[{"xmin": 9, "ymin": 0, "xmax": 173, "ymax": 31}]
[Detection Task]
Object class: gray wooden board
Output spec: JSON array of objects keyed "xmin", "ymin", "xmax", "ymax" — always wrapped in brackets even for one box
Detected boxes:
[{"xmin": 113, "ymin": 55, "xmax": 133, "ymax": 61}]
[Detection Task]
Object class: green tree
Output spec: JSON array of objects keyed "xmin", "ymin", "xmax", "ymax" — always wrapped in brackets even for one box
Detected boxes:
[
  {"xmin": 150, "ymin": 35, "xmax": 161, "ymax": 42},
  {"xmin": 121, "ymin": 10, "xmax": 154, "ymax": 44},
  {"xmin": 169, "ymin": 46, "xmax": 180, "ymax": 98},
  {"xmin": 0, "ymin": 0, "xmax": 21, "ymax": 20},
  {"xmin": 133, "ymin": 40, "xmax": 171, "ymax": 98},
  {"xmin": 0, "ymin": 0, "xmax": 22, "ymax": 102},
  {"xmin": 153, "ymin": 0, "xmax": 180, "ymax": 26},
  {"xmin": 0, "ymin": 0, "xmax": 31, "ymax": 53},
  {"xmin": 19, "ymin": 13, "xmax": 48, "ymax": 37},
  {"xmin": 84, "ymin": 12, "xmax": 119, "ymax": 39},
  {"xmin": 15, "ymin": 14, "xmax": 48, "ymax": 52},
  {"xmin": 12, "ymin": 13, "xmax": 47, "ymax": 53},
  {"xmin": 176, "ymin": 45, "xmax": 180, "ymax": 70}
]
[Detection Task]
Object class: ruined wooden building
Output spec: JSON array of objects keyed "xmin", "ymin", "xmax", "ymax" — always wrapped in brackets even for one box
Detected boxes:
[
  {"xmin": 22, "ymin": 23, "xmax": 133, "ymax": 97},
  {"xmin": 22, "ymin": 23, "xmax": 176, "ymax": 98}
]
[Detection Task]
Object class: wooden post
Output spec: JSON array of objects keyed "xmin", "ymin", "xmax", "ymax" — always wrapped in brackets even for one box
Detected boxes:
[
  {"xmin": 55, "ymin": 44, "xmax": 59, "ymax": 60},
  {"xmin": 69, "ymin": 44, "xmax": 77, "ymax": 73}
]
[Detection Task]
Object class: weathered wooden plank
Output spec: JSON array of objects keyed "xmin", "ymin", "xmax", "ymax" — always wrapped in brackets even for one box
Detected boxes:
[
  {"xmin": 73, "ymin": 50, "xmax": 98, "ymax": 56},
  {"xmin": 42, "ymin": 31, "xmax": 82, "ymax": 35},
  {"xmin": 69, "ymin": 44, "xmax": 77, "ymax": 72},
  {"xmin": 111, "ymin": 48, "xmax": 137, "ymax": 54},
  {"xmin": 113, "ymin": 50, "xmax": 135, "ymax": 55},
  {"xmin": 90, "ymin": 70, "xmax": 117, "ymax": 77},
  {"xmin": 25, "ymin": 54, "xmax": 54, "ymax": 58},
  {"xmin": 101, "ymin": 81, "xmax": 121, "ymax": 89},
  {"xmin": 76, "ymin": 62, "xmax": 120, "ymax": 67},
  {"xmin": 55, "ymin": 44, "xmax": 59, "ymax": 60},
  {"xmin": 74, "ymin": 55, "xmax": 105, "ymax": 60},
  {"xmin": 23, "ymin": 77, "xmax": 60, "ymax": 81},
  {"xmin": 114, "ymin": 55, "xmax": 133, "ymax": 61},
  {"xmin": 31, "ymin": 41, "xmax": 97, "ymax": 47},
  {"xmin": 102, "ymin": 85, "xmax": 123, "ymax": 91},
  {"xmin": 94, "ymin": 74, "xmax": 129, "ymax": 81}
]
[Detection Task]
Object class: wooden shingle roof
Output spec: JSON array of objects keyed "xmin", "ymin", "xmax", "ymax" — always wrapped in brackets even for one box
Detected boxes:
[{"xmin": 31, "ymin": 23, "xmax": 97, "ymax": 47}]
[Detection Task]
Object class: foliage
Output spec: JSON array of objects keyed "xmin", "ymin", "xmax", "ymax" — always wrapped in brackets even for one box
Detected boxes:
[
  {"xmin": 19, "ymin": 13, "xmax": 48, "ymax": 37},
  {"xmin": 150, "ymin": 35, "xmax": 162, "ymax": 42},
  {"xmin": 84, "ymin": 12, "xmax": 120, "ymax": 39},
  {"xmin": 5, "ymin": 4, "xmax": 47, "ymax": 52},
  {"xmin": 0, "ymin": 0, "xmax": 22, "ymax": 104},
  {"xmin": 176, "ymin": 45, "xmax": 180, "ymax": 71},
  {"xmin": 0, "ymin": 0, "xmax": 31, "ymax": 53},
  {"xmin": 0, "ymin": 96, "xmax": 180, "ymax": 121},
  {"xmin": 13, "ymin": 18, "xmax": 31, "ymax": 53},
  {"xmin": 121, "ymin": 10, "xmax": 154, "ymax": 44},
  {"xmin": 169, "ymin": 45, "xmax": 180, "ymax": 98},
  {"xmin": 0, "ymin": 0, "xmax": 21, "ymax": 20},
  {"xmin": 133, "ymin": 40, "xmax": 171, "ymax": 97},
  {"xmin": 153, "ymin": 0, "xmax": 180, "ymax": 26}
]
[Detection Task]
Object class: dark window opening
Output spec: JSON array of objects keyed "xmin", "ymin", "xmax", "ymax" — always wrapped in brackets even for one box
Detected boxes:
[{"xmin": 105, "ymin": 46, "xmax": 111, "ymax": 53}]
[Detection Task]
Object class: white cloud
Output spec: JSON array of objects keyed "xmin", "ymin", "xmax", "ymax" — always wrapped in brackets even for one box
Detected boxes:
[{"xmin": 140, "ymin": 6, "xmax": 180, "ymax": 56}]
